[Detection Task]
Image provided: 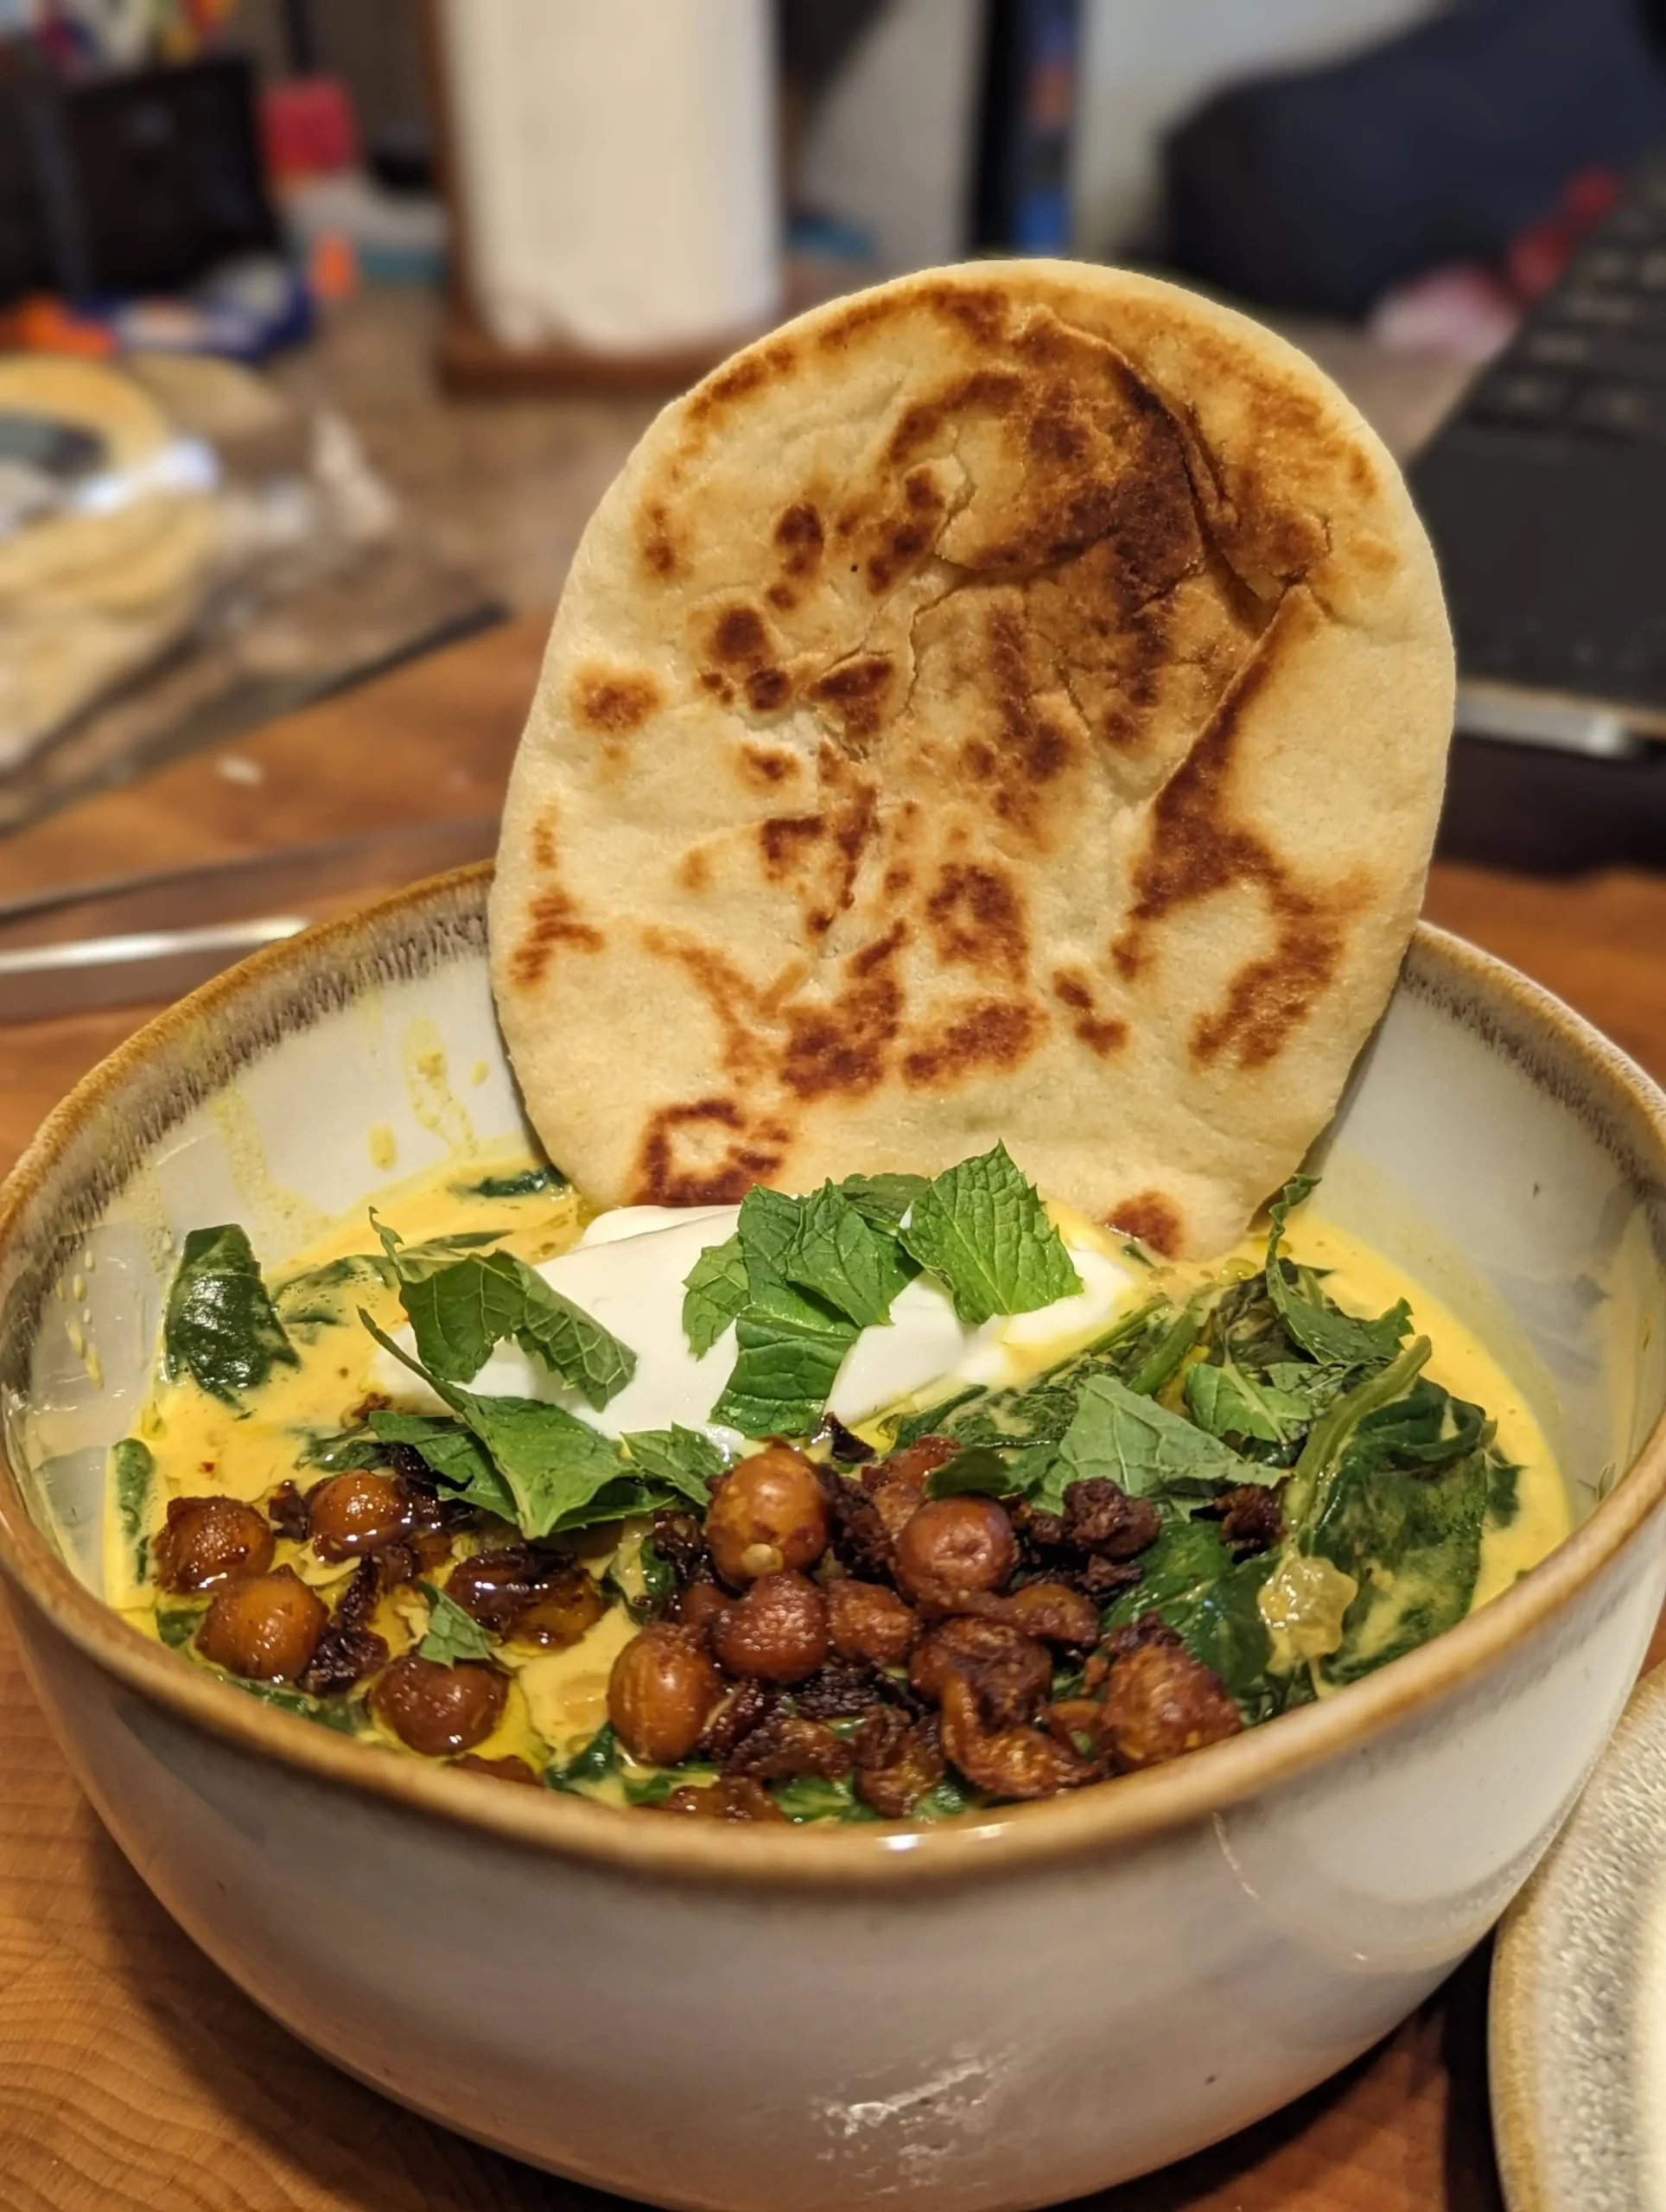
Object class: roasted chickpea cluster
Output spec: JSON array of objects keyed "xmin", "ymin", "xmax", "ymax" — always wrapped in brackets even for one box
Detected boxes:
[
  {"xmin": 151, "ymin": 1423, "xmax": 1258, "ymax": 1820},
  {"xmin": 604, "ymin": 1440, "xmax": 1251, "ymax": 1820}
]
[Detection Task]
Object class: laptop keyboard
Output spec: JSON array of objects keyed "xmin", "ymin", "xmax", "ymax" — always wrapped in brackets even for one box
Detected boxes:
[{"xmin": 1464, "ymin": 165, "xmax": 1666, "ymax": 446}]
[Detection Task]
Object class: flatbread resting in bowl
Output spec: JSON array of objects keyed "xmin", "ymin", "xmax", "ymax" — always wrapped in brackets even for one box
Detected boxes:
[{"xmin": 490, "ymin": 260, "xmax": 1453, "ymax": 1258}]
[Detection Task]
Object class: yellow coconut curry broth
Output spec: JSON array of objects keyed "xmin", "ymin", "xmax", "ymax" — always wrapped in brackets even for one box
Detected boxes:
[{"xmin": 106, "ymin": 1147, "xmax": 1567, "ymax": 1822}]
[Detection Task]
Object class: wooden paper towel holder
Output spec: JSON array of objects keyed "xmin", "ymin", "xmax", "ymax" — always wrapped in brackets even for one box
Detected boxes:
[{"xmin": 418, "ymin": 0, "xmax": 769, "ymax": 397}]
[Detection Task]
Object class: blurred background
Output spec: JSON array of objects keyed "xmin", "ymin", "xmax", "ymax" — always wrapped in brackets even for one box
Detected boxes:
[{"xmin": 2, "ymin": 0, "xmax": 1663, "ymax": 1076}]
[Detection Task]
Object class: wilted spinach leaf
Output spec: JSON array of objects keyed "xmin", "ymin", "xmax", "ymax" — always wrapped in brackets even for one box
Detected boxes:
[
  {"xmin": 1311, "ymin": 1448, "xmax": 1489, "ymax": 1687},
  {"xmin": 228, "ymin": 1678, "xmax": 365, "ymax": 1733},
  {"xmin": 112, "ymin": 1437, "xmax": 153, "ymax": 1580},
  {"xmin": 1051, "ymin": 1375, "xmax": 1266, "ymax": 1503},
  {"xmin": 164, "ymin": 1224, "xmax": 299, "ymax": 1403},
  {"xmin": 925, "ymin": 1446, "xmax": 1018, "ymax": 1499},
  {"xmin": 456, "ymin": 1164, "xmax": 567, "ymax": 1199},
  {"xmin": 1264, "ymin": 1180, "xmax": 1411, "ymax": 1371},
  {"xmin": 621, "ymin": 1425, "xmax": 726, "ymax": 1505}
]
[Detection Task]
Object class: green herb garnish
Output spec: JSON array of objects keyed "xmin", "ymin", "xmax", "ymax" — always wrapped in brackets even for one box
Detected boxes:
[
  {"xmin": 898, "ymin": 1142, "xmax": 1081, "ymax": 1324},
  {"xmin": 163, "ymin": 1224, "xmax": 299, "ymax": 1403},
  {"xmin": 418, "ymin": 1581, "xmax": 494, "ymax": 1665}
]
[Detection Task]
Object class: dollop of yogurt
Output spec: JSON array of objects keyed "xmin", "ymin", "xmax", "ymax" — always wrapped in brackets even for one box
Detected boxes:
[{"xmin": 370, "ymin": 1200, "xmax": 1142, "ymax": 1446}]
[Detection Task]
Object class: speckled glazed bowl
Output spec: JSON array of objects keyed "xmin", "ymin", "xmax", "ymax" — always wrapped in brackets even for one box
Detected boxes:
[{"xmin": 1, "ymin": 866, "xmax": 1664, "ymax": 2212}]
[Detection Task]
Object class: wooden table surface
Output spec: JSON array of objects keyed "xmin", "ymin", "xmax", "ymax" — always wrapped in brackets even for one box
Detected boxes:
[{"xmin": 2, "ymin": 612, "xmax": 1663, "ymax": 2212}]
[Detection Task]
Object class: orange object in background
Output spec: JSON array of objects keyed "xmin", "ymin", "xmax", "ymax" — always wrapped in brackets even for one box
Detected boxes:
[
  {"xmin": 307, "ymin": 231, "xmax": 359, "ymax": 305},
  {"xmin": 0, "ymin": 296, "xmax": 115, "ymax": 357}
]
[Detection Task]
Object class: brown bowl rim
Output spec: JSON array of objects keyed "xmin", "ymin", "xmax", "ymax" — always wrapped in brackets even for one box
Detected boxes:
[{"xmin": 1, "ymin": 866, "xmax": 1663, "ymax": 1893}]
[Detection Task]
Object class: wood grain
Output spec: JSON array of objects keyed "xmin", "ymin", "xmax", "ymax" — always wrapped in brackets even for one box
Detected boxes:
[{"xmin": 1, "ymin": 617, "xmax": 1661, "ymax": 2208}]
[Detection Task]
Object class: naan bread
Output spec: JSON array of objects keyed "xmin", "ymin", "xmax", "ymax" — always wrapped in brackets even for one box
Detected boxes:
[{"xmin": 490, "ymin": 262, "xmax": 1453, "ymax": 1257}]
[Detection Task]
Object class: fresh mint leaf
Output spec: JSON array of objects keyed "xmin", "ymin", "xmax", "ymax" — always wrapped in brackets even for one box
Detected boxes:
[
  {"xmin": 361, "ymin": 1314, "xmax": 626, "ymax": 1537},
  {"xmin": 369, "ymin": 1408, "xmax": 518, "ymax": 1520},
  {"xmin": 1264, "ymin": 1180, "xmax": 1411, "ymax": 1370},
  {"xmin": 164, "ymin": 1224, "xmax": 299, "ymax": 1403},
  {"xmin": 509, "ymin": 1259, "xmax": 636, "ymax": 1408},
  {"xmin": 553, "ymin": 1473, "xmax": 678, "ymax": 1531},
  {"xmin": 709, "ymin": 1276, "xmax": 858, "ymax": 1440},
  {"xmin": 380, "ymin": 1225, "xmax": 634, "ymax": 1408},
  {"xmin": 418, "ymin": 1580, "xmax": 494, "ymax": 1664},
  {"xmin": 782, "ymin": 1181, "xmax": 914, "ymax": 1328},
  {"xmin": 445, "ymin": 1392, "xmax": 626, "ymax": 1539},
  {"xmin": 898, "ymin": 1143, "xmax": 1080, "ymax": 1324},
  {"xmin": 112, "ymin": 1437, "xmax": 153, "ymax": 1580},
  {"xmin": 924, "ymin": 1445, "xmax": 1015, "ymax": 1498},
  {"xmin": 622, "ymin": 1425, "xmax": 726, "ymax": 1505},
  {"xmin": 837, "ymin": 1173, "xmax": 930, "ymax": 1233},
  {"xmin": 1054, "ymin": 1374, "xmax": 1265, "ymax": 1501},
  {"xmin": 682, "ymin": 1234, "xmax": 749, "ymax": 1357},
  {"xmin": 1184, "ymin": 1360, "xmax": 1313, "ymax": 1446}
]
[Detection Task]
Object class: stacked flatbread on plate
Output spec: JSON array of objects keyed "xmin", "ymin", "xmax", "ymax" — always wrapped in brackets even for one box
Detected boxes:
[{"xmin": 491, "ymin": 261, "xmax": 1453, "ymax": 1257}]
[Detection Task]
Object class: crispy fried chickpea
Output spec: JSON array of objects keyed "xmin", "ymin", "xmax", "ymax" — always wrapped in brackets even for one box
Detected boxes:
[
  {"xmin": 654, "ymin": 1777, "xmax": 788, "ymax": 1821},
  {"xmin": 674, "ymin": 1580, "xmax": 732, "ymax": 1638},
  {"xmin": 704, "ymin": 1444, "xmax": 830, "ymax": 1587},
  {"xmin": 908, "ymin": 1616, "xmax": 1053, "ymax": 1727},
  {"xmin": 156, "ymin": 1495, "xmax": 275, "ymax": 1593},
  {"xmin": 608, "ymin": 1624, "xmax": 724, "ymax": 1764},
  {"xmin": 710, "ymin": 1568, "xmax": 830, "ymax": 1684},
  {"xmin": 512, "ymin": 1564, "xmax": 608, "ymax": 1649},
  {"xmin": 306, "ymin": 1470, "xmax": 415, "ymax": 1562},
  {"xmin": 443, "ymin": 1547, "xmax": 539, "ymax": 1633},
  {"xmin": 372, "ymin": 1651, "xmax": 507, "ymax": 1757},
  {"xmin": 196, "ymin": 1565, "xmax": 327, "ymax": 1681},
  {"xmin": 1097, "ymin": 1642, "xmax": 1243, "ymax": 1771},
  {"xmin": 893, "ymin": 1495, "xmax": 1016, "ymax": 1603},
  {"xmin": 939, "ymin": 1676, "xmax": 1094, "ymax": 1801},
  {"xmin": 963, "ymin": 1580, "xmax": 1100, "ymax": 1647},
  {"xmin": 826, "ymin": 1578, "xmax": 919, "ymax": 1667}
]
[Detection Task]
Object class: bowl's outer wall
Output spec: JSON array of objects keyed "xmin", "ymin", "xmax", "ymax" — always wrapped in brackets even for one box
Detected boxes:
[
  {"xmin": 2, "ymin": 875, "xmax": 1665, "ymax": 2211},
  {"xmin": 11, "ymin": 1521, "xmax": 1666, "ymax": 2212}
]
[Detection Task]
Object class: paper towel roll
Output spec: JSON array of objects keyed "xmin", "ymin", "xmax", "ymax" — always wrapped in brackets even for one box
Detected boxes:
[{"xmin": 437, "ymin": 0, "xmax": 780, "ymax": 354}]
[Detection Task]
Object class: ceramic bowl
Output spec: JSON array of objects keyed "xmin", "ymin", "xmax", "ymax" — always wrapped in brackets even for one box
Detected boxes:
[{"xmin": 2, "ymin": 866, "xmax": 1663, "ymax": 2212}]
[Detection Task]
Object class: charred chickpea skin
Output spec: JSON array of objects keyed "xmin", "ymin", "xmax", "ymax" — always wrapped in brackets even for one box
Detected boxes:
[
  {"xmin": 704, "ymin": 1444, "xmax": 831, "ymax": 1587},
  {"xmin": 893, "ymin": 1495, "xmax": 1018, "ymax": 1605},
  {"xmin": 306, "ymin": 1470, "xmax": 416, "ymax": 1562},
  {"xmin": 609, "ymin": 1624, "xmax": 724, "ymax": 1764},
  {"xmin": 196, "ymin": 1565, "xmax": 327, "ymax": 1681},
  {"xmin": 156, "ymin": 1496, "xmax": 274, "ymax": 1593},
  {"xmin": 710, "ymin": 1569, "xmax": 830, "ymax": 1684},
  {"xmin": 825, "ymin": 1578, "xmax": 919, "ymax": 1668},
  {"xmin": 372, "ymin": 1652, "xmax": 507, "ymax": 1758},
  {"xmin": 512, "ymin": 1563, "xmax": 608, "ymax": 1649}
]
